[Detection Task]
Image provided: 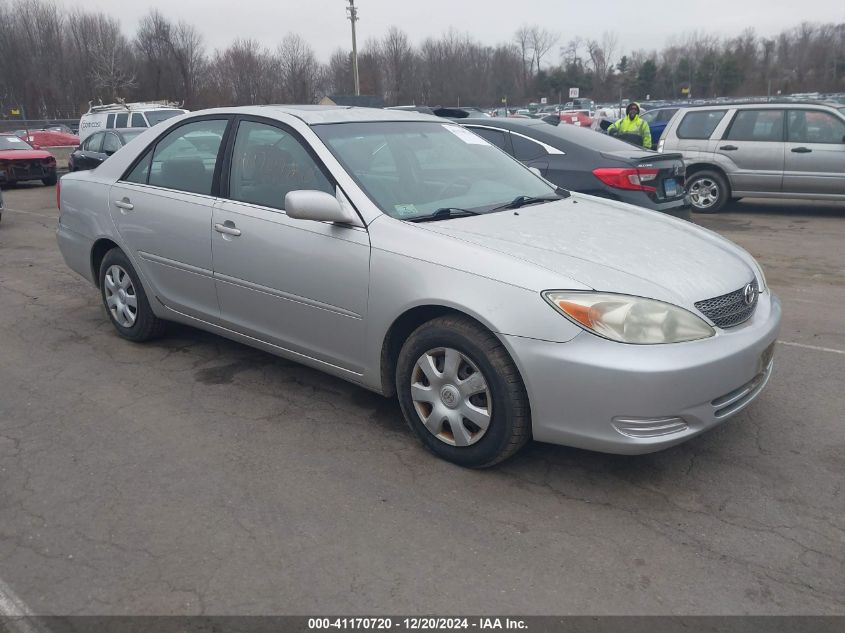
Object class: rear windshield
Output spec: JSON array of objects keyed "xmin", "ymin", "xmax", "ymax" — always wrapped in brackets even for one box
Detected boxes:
[
  {"xmin": 144, "ymin": 110, "xmax": 184, "ymax": 126},
  {"xmin": 676, "ymin": 110, "xmax": 727, "ymax": 139}
]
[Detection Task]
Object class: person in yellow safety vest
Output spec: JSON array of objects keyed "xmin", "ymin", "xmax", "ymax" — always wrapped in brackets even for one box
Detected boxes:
[{"xmin": 607, "ymin": 102, "xmax": 652, "ymax": 148}]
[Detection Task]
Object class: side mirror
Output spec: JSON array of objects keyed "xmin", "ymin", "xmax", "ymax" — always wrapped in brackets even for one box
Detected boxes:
[{"xmin": 285, "ymin": 190, "xmax": 358, "ymax": 224}]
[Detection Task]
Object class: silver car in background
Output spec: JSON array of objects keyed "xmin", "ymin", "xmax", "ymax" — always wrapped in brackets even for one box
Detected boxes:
[
  {"xmin": 57, "ymin": 106, "xmax": 781, "ymax": 467},
  {"xmin": 659, "ymin": 101, "xmax": 845, "ymax": 212}
]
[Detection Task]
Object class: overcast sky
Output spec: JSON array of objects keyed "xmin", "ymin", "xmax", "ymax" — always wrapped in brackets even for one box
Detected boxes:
[{"xmin": 62, "ymin": 0, "xmax": 844, "ymax": 63}]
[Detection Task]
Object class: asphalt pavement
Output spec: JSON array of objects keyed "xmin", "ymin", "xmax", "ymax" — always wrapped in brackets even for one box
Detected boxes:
[{"xmin": 0, "ymin": 185, "xmax": 843, "ymax": 615}]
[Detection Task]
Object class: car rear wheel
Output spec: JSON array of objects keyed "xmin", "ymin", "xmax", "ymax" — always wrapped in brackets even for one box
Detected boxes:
[
  {"xmin": 98, "ymin": 248, "xmax": 166, "ymax": 342},
  {"xmin": 687, "ymin": 170, "xmax": 729, "ymax": 213},
  {"xmin": 42, "ymin": 175, "xmax": 57, "ymax": 186},
  {"xmin": 395, "ymin": 315, "xmax": 530, "ymax": 468}
]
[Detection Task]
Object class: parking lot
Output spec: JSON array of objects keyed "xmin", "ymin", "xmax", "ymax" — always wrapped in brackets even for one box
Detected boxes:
[{"xmin": 0, "ymin": 184, "xmax": 843, "ymax": 615}]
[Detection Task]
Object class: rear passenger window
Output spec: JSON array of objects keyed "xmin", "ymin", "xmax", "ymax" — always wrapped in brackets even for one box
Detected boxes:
[
  {"xmin": 676, "ymin": 110, "xmax": 726, "ymax": 139},
  {"xmin": 131, "ymin": 113, "xmax": 147, "ymax": 127},
  {"xmin": 725, "ymin": 110, "xmax": 784, "ymax": 142},
  {"xmin": 148, "ymin": 119, "xmax": 228, "ymax": 195},
  {"xmin": 84, "ymin": 132, "xmax": 104, "ymax": 152},
  {"xmin": 115, "ymin": 113, "xmax": 128, "ymax": 128},
  {"xmin": 469, "ymin": 127, "xmax": 510, "ymax": 152},
  {"xmin": 787, "ymin": 110, "xmax": 845, "ymax": 144},
  {"xmin": 228, "ymin": 120, "xmax": 333, "ymax": 210},
  {"xmin": 511, "ymin": 134, "xmax": 547, "ymax": 161},
  {"xmin": 106, "ymin": 114, "xmax": 115, "ymax": 129}
]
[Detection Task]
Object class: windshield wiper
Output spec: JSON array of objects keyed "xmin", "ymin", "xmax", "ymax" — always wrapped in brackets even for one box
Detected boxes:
[
  {"xmin": 488, "ymin": 191, "xmax": 569, "ymax": 213},
  {"xmin": 406, "ymin": 207, "xmax": 482, "ymax": 223}
]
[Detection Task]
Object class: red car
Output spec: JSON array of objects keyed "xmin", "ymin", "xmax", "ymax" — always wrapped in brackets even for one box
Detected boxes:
[
  {"xmin": 559, "ymin": 110, "xmax": 593, "ymax": 127},
  {"xmin": 18, "ymin": 129, "xmax": 80, "ymax": 148},
  {"xmin": 0, "ymin": 134, "xmax": 58, "ymax": 186}
]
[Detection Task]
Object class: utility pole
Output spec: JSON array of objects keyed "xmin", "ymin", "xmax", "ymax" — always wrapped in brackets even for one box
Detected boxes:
[{"xmin": 346, "ymin": 0, "xmax": 360, "ymax": 96}]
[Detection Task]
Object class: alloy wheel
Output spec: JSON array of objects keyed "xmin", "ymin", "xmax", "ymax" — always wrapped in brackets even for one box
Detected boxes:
[{"xmin": 689, "ymin": 177, "xmax": 719, "ymax": 210}]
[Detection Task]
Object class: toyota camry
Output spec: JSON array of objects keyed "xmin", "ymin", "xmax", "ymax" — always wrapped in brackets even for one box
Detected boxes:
[{"xmin": 56, "ymin": 106, "xmax": 781, "ymax": 468}]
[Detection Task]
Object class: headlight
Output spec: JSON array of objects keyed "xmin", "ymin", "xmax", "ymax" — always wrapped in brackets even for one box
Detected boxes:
[{"xmin": 543, "ymin": 291, "xmax": 715, "ymax": 344}]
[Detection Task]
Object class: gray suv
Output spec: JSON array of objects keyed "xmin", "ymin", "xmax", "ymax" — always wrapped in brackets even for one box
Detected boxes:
[{"xmin": 658, "ymin": 102, "xmax": 845, "ymax": 212}]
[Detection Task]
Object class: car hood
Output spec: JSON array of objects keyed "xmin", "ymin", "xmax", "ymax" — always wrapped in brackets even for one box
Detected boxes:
[
  {"xmin": 418, "ymin": 194, "xmax": 755, "ymax": 306},
  {"xmin": 0, "ymin": 149, "xmax": 53, "ymax": 160}
]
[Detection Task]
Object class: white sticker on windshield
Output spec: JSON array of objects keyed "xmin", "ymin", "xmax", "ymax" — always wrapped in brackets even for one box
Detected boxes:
[
  {"xmin": 7, "ymin": 137, "xmax": 22, "ymax": 143},
  {"xmin": 442, "ymin": 124, "xmax": 490, "ymax": 145}
]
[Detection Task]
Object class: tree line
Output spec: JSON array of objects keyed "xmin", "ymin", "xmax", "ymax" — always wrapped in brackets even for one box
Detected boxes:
[{"xmin": 1, "ymin": 0, "xmax": 843, "ymax": 120}]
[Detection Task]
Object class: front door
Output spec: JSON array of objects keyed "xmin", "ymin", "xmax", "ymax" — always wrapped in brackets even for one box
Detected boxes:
[
  {"xmin": 211, "ymin": 118, "xmax": 370, "ymax": 372},
  {"xmin": 108, "ymin": 117, "xmax": 230, "ymax": 320},
  {"xmin": 717, "ymin": 108, "xmax": 785, "ymax": 194},
  {"xmin": 783, "ymin": 109, "xmax": 845, "ymax": 197}
]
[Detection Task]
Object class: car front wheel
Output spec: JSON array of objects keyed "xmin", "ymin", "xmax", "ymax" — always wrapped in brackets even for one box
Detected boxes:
[
  {"xmin": 687, "ymin": 170, "xmax": 729, "ymax": 213},
  {"xmin": 396, "ymin": 315, "xmax": 530, "ymax": 468},
  {"xmin": 98, "ymin": 248, "xmax": 166, "ymax": 342}
]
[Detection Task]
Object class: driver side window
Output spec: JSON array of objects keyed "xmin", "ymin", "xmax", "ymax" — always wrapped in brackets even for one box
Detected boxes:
[{"xmin": 228, "ymin": 120, "xmax": 333, "ymax": 211}]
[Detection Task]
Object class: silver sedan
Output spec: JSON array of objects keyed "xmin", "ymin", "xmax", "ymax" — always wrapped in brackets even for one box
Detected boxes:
[{"xmin": 56, "ymin": 106, "xmax": 781, "ymax": 467}]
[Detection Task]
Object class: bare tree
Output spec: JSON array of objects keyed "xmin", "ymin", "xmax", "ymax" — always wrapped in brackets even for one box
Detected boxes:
[
  {"xmin": 381, "ymin": 26, "xmax": 416, "ymax": 105},
  {"xmin": 277, "ymin": 33, "xmax": 321, "ymax": 103},
  {"xmin": 513, "ymin": 25, "xmax": 535, "ymax": 91},
  {"xmin": 529, "ymin": 26, "xmax": 558, "ymax": 74}
]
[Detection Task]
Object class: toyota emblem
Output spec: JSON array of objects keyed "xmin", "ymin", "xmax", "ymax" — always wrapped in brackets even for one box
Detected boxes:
[{"xmin": 743, "ymin": 283, "xmax": 756, "ymax": 306}]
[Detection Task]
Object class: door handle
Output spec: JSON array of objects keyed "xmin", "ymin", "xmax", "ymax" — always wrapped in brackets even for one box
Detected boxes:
[
  {"xmin": 719, "ymin": 145, "xmax": 738, "ymax": 151},
  {"xmin": 214, "ymin": 222, "xmax": 242, "ymax": 237},
  {"xmin": 113, "ymin": 199, "xmax": 134, "ymax": 211},
  {"xmin": 791, "ymin": 147, "xmax": 812, "ymax": 153}
]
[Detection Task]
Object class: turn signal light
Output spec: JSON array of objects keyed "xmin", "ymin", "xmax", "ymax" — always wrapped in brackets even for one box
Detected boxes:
[{"xmin": 592, "ymin": 167, "xmax": 659, "ymax": 192}]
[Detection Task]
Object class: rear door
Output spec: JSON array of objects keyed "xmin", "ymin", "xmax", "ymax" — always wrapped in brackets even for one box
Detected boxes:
[
  {"xmin": 76, "ymin": 132, "xmax": 105, "ymax": 170},
  {"xmin": 783, "ymin": 109, "xmax": 845, "ymax": 197},
  {"xmin": 717, "ymin": 109, "xmax": 785, "ymax": 194},
  {"xmin": 108, "ymin": 116, "xmax": 230, "ymax": 320}
]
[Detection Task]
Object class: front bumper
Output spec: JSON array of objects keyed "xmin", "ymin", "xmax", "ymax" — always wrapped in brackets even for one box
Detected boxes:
[
  {"xmin": 0, "ymin": 163, "xmax": 56, "ymax": 183},
  {"xmin": 503, "ymin": 292, "xmax": 781, "ymax": 454}
]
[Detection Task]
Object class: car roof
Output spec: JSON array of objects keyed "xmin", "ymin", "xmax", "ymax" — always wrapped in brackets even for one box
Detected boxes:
[
  {"xmin": 186, "ymin": 105, "xmax": 439, "ymax": 125},
  {"xmin": 677, "ymin": 100, "xmax": 840, "ymax": 110}
]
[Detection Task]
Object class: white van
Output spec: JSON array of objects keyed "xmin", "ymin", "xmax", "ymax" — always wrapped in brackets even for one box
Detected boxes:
[{"xmin": 78, "ymin": 102, "xmax": 188, "ymax": 142}]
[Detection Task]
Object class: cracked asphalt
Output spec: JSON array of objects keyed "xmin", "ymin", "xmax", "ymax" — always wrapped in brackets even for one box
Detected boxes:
[{"xmin": 0, "ymin": 185, "xmax": 843, "ymax": 615}]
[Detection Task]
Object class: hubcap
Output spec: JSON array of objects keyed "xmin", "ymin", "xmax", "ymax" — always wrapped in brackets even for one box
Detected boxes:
[
  {"xmin": 410, "ymin": 347, "xmax": 492, "ymax": 447},
  {"xmin": 103, "ymin": 265, "xmax": 138, "ymax": 328},
  {"xmin": 689, "ymin": 177, "xmax": 719, "ymax": 209}
]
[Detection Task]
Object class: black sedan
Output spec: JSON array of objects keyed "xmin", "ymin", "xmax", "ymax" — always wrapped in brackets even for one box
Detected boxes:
[
  {"xmin": 459, "ymin": 118, "xmax": 689, "ymax": 217},
  {"xmin": 68, "ymin": 128, "xmax": 145, "ymax": 172}
]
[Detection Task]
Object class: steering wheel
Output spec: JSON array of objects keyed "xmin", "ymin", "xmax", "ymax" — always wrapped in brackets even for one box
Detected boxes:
[{"xmin": 435, "ymin": 176, "xmax": 472, "ymax": 199}]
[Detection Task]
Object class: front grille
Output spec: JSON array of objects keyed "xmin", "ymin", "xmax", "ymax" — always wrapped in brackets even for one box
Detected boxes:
[{"xmin": 695, "ymin": 280, "xmax": 758, "ymax": 328}]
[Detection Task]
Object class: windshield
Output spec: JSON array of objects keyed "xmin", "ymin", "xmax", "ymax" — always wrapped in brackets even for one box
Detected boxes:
[
  {"xmin": 144, "ymin": 109, "xmax": 184, "ymax": 126},
  {"xmin": 0, "ymin": 135, "xmax": 32, "ymax": 150},
  {"xmin": 313, "ymin": 121, "xmax": 557, "ymax": 220},
  {"xmin": 839, "ymin": 106, "xmax": 845, "ymax": 116}
]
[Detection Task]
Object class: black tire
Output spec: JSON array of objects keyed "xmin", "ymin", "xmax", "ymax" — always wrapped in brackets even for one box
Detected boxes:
[
  {"xmin": 395, "ymin": 315, "xmax": 530, "ymax": 468},
  {"xmin": 42, "ymin": 174, "xmax": 58, "ymax": 186},
  {"xmin": 687, "ymin": 169, "xmax": 729, "ymax": 213},
  {"xmin": 98, "ymin": 248, "xmax": 166, "ymax": 342}
]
